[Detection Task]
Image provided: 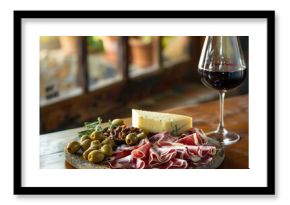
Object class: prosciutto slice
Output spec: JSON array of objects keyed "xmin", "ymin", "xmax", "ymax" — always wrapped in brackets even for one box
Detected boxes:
[
  {"xmin": 107, "ymin": 129, "xmax": 217, "ymax": 169},
  {"xmin": 131, "ymin": 142, "xmax": 151, "ymax": 159},
  {"xmin": 148, "ymin": 146, "xmax": 178, "ymax": 167}
]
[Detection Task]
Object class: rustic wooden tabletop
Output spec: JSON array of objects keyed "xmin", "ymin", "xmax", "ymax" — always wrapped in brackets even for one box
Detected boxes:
[{"xmin": 40, "ymin": 94, "xmax": 248, "ymax": 169}]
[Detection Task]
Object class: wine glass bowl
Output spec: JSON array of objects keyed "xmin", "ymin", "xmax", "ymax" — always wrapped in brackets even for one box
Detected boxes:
[{"xmin": 198, "ymin": 36, "xmax": 247, "ymax": 146}]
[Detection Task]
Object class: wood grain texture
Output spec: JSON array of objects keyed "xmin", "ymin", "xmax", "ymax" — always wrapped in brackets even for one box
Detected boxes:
[{"xmin": 40, "ymin": 94, "xmax": 248, "ymax": 169}]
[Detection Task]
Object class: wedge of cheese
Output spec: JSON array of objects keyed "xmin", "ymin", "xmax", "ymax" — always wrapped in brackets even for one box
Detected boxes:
[{"xmin": 132, "ymin": 109, "xmax": 192, "ymax": 135}]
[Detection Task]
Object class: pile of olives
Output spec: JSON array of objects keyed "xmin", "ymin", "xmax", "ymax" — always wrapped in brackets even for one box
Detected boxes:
[
  {"xmin": 125, "ymin": 132, "xmax": 147, "ymax": 145},
  {"xmin": 66, "ymin": 131, "xmax": 115, "ymax": 163},
  {"xmin": 66, "ymin": 118, "xmax": 148, "ymax": 164}
]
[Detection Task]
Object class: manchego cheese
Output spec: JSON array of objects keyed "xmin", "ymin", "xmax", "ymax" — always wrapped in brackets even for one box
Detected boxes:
[{"xmin": 132, "ymin": 109, "xmax": 192, "ymax": 135}]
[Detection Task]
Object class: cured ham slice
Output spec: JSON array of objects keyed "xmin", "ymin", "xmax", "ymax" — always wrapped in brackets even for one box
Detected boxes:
[
  {"xmin": 148, "ymin": 146, "xmax": 177, "ymax": 167},
  {"xmin": 149, "ymin": 132, "xmax": 178, "ymax": 146},
  {"xmin": 131, "ymin": 142, "xmax": 151, "ymax": 159},
  {"xmin": 107, "ymin": 155, "xmax": 133, "ymax": 169},
  {"xmin": 107, "ymin": 129, "xmax": 217, "ymax": 169},
  {"xmin": 186, "ymin": 145, "xmax": 216, "ymax": 157},
  {"xmin": 176, "ymin": 133, "xmax": 205, "ymax": 145},
  {"xmin": 135, "ymin": 158, "xmax": 146, "ymax": 169},
  {"xmin": 157, "ymin": 158, "xmax": 188, "ymax": 169}
]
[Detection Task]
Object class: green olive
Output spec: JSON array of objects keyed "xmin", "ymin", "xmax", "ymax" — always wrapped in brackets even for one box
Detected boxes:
[
  {"xmin": 80, "ymin": 135, "xmax": 90, "ymax": 142},
  {"xmin": 111, "ymin": 119, "xmax": 124, "ymax": 127},
  {"xmin": 90, "ymin": 140, "xmax": 101, "ymax": 149},
  {"xmin": 88, "ymin": 150, "xmax": 105, "ymax": 163},
  {"xmin": 100, "ymin": 144, "xmax": 113, "ymax": 156},
  {"xmin": 66, "ymin": 141, "xmax": 81, "ymax": 154},
  {"xmin": 137, "ymin": 132, "xmax": 147, "ymax": 141},
  {"xmin": 83, "ymin": 148, "xmax": 97, "ymax": 160},
  {"xmin": 80, "ymin": 139, "xmax": 91, "ymax": 152},
  {"xmin": 125, "ymin": 133, "xmax": 138, "ymax": 145},
  {"xmin": 102, "ymin": 138, "xmax": 115, "ymax": 147},
  {"xmin": 90, "ymin": 131, "xmax": 105, "ymax": 141}
]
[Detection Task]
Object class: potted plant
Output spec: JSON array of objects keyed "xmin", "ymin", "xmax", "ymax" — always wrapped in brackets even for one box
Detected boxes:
[
  {"xmin": 162, "ymin": 36, "xmax": 190, "ymax": 62},
  {"xmin": 100, "ymin": 36, "xmax": 118, "ymax": 65},
  {"xmin": 87, "ymin": 36, "xmax": 105, "ymax": 54},
  {"xmin": 129, "ymin": 36, "xmax": 155, "ymax": 68}
]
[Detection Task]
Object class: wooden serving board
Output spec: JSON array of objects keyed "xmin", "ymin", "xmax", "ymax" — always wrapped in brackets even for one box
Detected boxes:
[
  {"xmin": 64, "ymin": 149, "xmax": 110, "ymax": 169},
  {"xmin": 64, "ymin": 137, "xmax": 225, "ymax": 169}
]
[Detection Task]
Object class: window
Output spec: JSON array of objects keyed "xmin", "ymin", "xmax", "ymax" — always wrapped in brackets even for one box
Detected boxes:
[
  {"xmin": 40, "ymin": 36, "xmax": 82, "ymax": 106},
  {"xmin": 162, "ymin": 36, "xmax": 191, "ymax": 67},
  {"xmin": 40, "ymin": 36, "xmax": 201, "ymax": 133},
  {"xmin": 129, "ymin": 36, "xmax": 159, "ymax": 78},
  {"xmin": 87, "ymin": 36, "xmax": 122, "ymax": 90}
]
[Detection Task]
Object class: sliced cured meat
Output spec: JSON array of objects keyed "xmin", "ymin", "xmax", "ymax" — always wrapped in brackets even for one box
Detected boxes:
[
  {"xmin": 110, "ymin": 149, "xmax": 132, "ymax": 160},
  {"xmin": 187, "ymin": 145, "xmax": 216, "ymax": 157},
  {"xmin": 170, "ymin": 158, "xmax": 188, "ymax": 169},
  {"xmin": 176, "ymin": 133, "xmax": 205, "ymax": 145},
  {"xmin": 135, "ymin": 158, "xmax": 146, "ymax": 169},
  {"xmin": 175, "ymin": 146, "xmax": 191, "ymax": 159},
  {"xmin": 154, "ymin": 158, "xmax": 188, "ymax": 169},
  {"xmin": 149, "ymin": 132, "xmax": 178, "ymax": 146},
  {"xmin": 107, "ymin": 155, "xmax": 133, "ymax": 169},
  {"xmin": 155, "ymin": 146, "xmax": 177, "ymax": 162},
  {"xmin": 107, "ymin": 130, "xmax": 217, "ymax": 169},
  {"xmin": 148, "ymin": 146, "xmax": 177, "ymax": 167},
  {"xmin": 131, "ymin": 142, "xmax": 151, "ymax": 159}
]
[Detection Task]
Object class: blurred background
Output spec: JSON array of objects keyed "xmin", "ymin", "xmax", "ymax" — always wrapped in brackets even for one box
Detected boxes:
[{"xmin": 40, "ymin": 36, "xmax": 248, "ymax": 134}]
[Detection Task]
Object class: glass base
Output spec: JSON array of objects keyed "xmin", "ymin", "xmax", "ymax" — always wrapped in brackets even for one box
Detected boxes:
[{"xmin": 206, "ymin": 129, "xmax": 240, "ymax": 146}]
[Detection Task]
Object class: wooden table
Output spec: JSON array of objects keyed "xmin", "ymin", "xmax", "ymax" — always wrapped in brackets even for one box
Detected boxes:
[{"xmin": 40, "ymin": 94, "xmax": 248, "ymax": 169}]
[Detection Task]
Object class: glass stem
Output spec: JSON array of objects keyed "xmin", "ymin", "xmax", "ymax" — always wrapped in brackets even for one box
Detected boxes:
[{"xmin": 217, "ymin": 91, "xmax": 226, "ymax": 134}]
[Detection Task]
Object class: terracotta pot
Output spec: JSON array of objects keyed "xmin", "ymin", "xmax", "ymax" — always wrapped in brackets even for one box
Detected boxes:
[
  {"xmin": 100, "ymin": 36, "xmax": 118, "ymax": 64},
  {"xmin": 129, "ymin": 37, "xmax": 154, "ymax": 68}
]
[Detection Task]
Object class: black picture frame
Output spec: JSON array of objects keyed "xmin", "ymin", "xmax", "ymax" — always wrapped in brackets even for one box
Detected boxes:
[{"xmin": 14, "ymin": 10, "xmax": 275, "ymax": 195}]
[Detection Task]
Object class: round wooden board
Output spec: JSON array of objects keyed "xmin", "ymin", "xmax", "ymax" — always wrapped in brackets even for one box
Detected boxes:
[
  {"xmin": 64, "ymin": 137, "xmax": 225, "ymax": 169},
  {"xmin": 64, "ymin": 149, "xmax": 110, "ymax": 169}
]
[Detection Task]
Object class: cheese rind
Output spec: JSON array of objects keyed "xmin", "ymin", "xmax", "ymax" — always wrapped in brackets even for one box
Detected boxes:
[{"xmin": 132, "ymin": 109, "xmax": 192, "ymax": 135}]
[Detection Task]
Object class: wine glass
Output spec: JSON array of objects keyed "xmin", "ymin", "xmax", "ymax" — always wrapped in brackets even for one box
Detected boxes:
[{"xmin": 198, "ymin": 36, "xmax": 247, "ymax": 146}]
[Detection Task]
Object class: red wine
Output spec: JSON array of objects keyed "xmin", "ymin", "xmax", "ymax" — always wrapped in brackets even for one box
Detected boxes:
[{"xmin": 199, "ymin": 69, "xmax": 247, "ymax": 91}]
